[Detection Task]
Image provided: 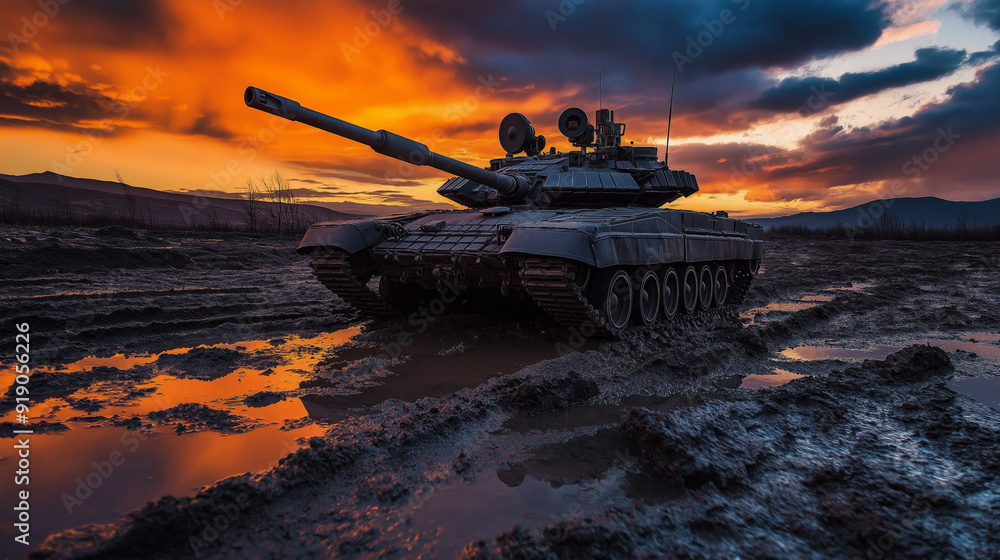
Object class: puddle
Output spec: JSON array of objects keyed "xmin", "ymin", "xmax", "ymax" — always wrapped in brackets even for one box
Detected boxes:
[
  {"xmin": 501, "ymin": 393, "xmax": 725, "ymax": 434},
  {"xmin": 304, "ymin": 334, "xmax": 560, "ymax": 414},
  {"xmin": 0, "ymin": 423, "xmax": 310, "ymax": 550},
  {"xmin": 741, "ymin": 302, "xmax": 819, "ymax": 326},
  {"xmin": 391, "ymin": 427, "xmax": 678, "ymax": 556},
  {"xmin": 801, "ymin": 294, "xmax": 834, "ymax": 302},
  {"xmin": 395, "ymin": 473, "xmax": 603, "ymax": 557},
  {"xmin": 498, "ymin": 429, "xmax": 631, "ymax": 488},
  {"xmin": 826, "ymin": 282, "xmax": 874, "ymax": 292},
  {"xmin": 0, "ymin": 328, "xmax": 361, "ymax": 550},
  {"xmin": 779, "ymin": 338, "xmax": 1000, "ymax": 363},
  {"xmin": 914, "ymin": 339, "xmax": 1000, "ymax": 362},
  {"xmin": 741, "ymin": 368, "xmax": 806, "ymax": 389},
  {"xmin": 778, "ymin": 344, "xmax": 903, "ymax": 362},
  {"xmin": 948, "ymin": 378, "xmax": 1000, "ymax": 413},
  {"xmin": 965, "ymin": 332, "xmax": 1000, "ymax": 343}
]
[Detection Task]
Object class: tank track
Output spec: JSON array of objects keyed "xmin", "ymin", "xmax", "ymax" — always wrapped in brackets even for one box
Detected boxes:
[
  {"xmin": 309, "ymin": 250, "xmax": 398, "ymax": 318},
  {"xmin": 520, "ymin": 258, "xmax": 618, "ymax": 336},
  {"xmin": 521, "ymin": 257, "xmax": 756, "ymax": 336},
  {"xmin": 726, "ymin": 270, "xmax": 754, "ymax": 306}
]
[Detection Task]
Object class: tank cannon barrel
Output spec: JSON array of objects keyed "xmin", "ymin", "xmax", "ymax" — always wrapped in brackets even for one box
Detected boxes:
[{"xmin": 244, "ymin": 86, "xmax": 527, "ymax": 199}]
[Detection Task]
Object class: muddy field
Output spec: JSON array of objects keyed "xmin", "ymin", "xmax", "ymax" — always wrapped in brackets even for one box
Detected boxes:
[{"xmin": 1, "ymin": 226, "xmax": 999, "ymax": 559}]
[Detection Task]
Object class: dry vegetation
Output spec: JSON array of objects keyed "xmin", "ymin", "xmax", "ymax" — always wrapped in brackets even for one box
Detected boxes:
[
  {"xmin": 766, "ymin": 213, "xmax": 1000, "ymax": 241},
  {"xmin": 0, "ymin": 171, "xmax": 324, "ymax": 234}
]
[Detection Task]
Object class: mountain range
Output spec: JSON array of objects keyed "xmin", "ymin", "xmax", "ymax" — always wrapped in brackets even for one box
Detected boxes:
[
  {"xmin": 2, "ymin": 172, "xmax": 997, "ymax": 232},
  {"xmin": 0, "ymin": 172, "xmax": 357, "ymax": 228},
  {"xmin": 746, "ymin": 197, "xmax": 1000, "ymax": 230}
]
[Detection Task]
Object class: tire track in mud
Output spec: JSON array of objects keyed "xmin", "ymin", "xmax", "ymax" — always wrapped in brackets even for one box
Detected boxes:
[
  {"xmin": 0, "ymin": 230, "xmax": 355, "ymax": 363},
  {"xmin": 29, "ymin": 286, "xmax": 874, "ymax": 559},
  {"xmin": 13, "ymin": 233, "xmax": 1000, "ymax": 559},
  {"xmin": 0, "ymin": 286, "xmax": 263, "ymax": 303}
]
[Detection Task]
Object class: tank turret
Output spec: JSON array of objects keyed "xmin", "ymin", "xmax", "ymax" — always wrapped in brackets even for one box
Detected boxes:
[{"xmin": 245, "ymin": 86, "xmax": 697, "ymax": 209}]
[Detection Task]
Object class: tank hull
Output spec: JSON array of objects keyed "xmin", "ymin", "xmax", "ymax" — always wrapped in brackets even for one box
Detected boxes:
[{"xmin": 298, "ymin": 207, "xmax": 762, "ymax": 336}]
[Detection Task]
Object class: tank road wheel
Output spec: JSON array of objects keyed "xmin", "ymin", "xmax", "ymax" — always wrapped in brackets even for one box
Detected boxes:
[
  {"xmin": 712, "ymin": 266, "xmax": 729, "ymax": 308},
  {"xmin": 661, "ymin": 268, "xmax": 680, "ymax": 319},
  {"xmin": 680, "ymin": 266, "xmax": 698, "ymax": 314},
  {"xmin": 591, "ymin": 268, "xmax": 632, "ymax": 334},
  {"xmin": 633, "ymin": 269, "xmax": 660, "ymax": 326},
  {"xmin": 698, "ymin": 265, "xmax": 714, "ymax": 311}
]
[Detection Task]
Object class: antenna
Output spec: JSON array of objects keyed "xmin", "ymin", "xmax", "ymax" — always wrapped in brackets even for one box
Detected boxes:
[
  {"xmin": 599, "ymin": 66, "xmax": 603, "ymax": 110},
  {"xmin": 665, "ymin": 50, "xmax": 678, "ymax": 166}
]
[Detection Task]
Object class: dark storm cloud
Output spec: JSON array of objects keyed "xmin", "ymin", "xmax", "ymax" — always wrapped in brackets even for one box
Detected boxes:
[
  {"xmin": 370, "ymin": 190, "xmax": 443, "ymax": 205},
  {"xmin": 961, "ymin": 0, "xmax": 1000, "ymax": 31},
  {"xmin": 59, "ymin": 0, "xmax": 177, "ymax": 48},
  {"xmin": 185, "ymin": 112, "xmax": 238, "ymax": 140},
  {"xmin": 799, "ymin": 62, "xmax": 1000, "ymax": 175},
  {"xmin": 397, "ymin": 0, "xmax": 890, "ymax": 141},
  {"xmin": 286, "ymin": 160, "xmax": 433, "ymax": 187},
  {"xmin": 172, "ymin": 186, "xmax": 336, "ymax": 199},
  {"xmin": 677, "ymin": 62, "xmax": 1000, "ymax": 201},
  {"xmin": 751, "ymin": 47, "xmax": 968, "ymax": 114},
  {"xmin": 405, "ymin": 0, "xmax": 888, "ymax": 85},
  {"xmin": 0, "ymin": 68, "xmax": 116, "ymax": 131},
  {"xmin": 967, "ymin": 39, "xmax": 1000, "ymax": 65}
]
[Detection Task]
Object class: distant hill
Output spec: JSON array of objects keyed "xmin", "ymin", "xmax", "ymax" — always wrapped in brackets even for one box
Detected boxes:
[
  {"xmin": 0, "ymin": 171, "xmax": 358, "ymax": 230},
  {"xmin": 748, "ymin": 197, "xmax": 1000, "ymax": 230}
]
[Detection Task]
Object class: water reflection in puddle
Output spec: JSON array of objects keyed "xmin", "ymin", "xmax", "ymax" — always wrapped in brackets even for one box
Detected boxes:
[
  {"xmin": 394, "ymin": 426, "xmax": 679, "ymax": 556},
  {"xmin": 919, "ymin": 339, "xmax": 1000, "ymax": 361},
  {"xmin": 779, "ymin": 337, "xmax": 1000, "ymax": 363},
  {"xmin": 398, "ymin": 474, "xmax": 597, "ymax": 557},
  {"xmin": 741, "ymin": 369, "xmax": 806, "ymax": 389},
  {"xmin": 826, "ymin": 282, "xmax": 874, "ymax": 292},
  {"xmin": 8, "ymin": 423, "xmax": 310, "ymax": 550},
  {"xmin": 305, "ymin": 334, "xmax": 560, "ymax": 414},
  {"xmin": 501, "ymin": 393, "xmax": 724, "ymax": 434},
  {"xmin": 801, "ymin": 294, "xmax": 834, "ymax": 302},
  {"xmin": 779, "ymin": 344, "xmax": 902, "ymax": 362},
  {"xmin": 966, "ymin": 332, "xmax": 1000, "ymax": 343},
  {"xmin": 741, "ymin": 302, "xmax": 818, "ymax": 326},
  {"xmin": 948, "ymin": 378, "xmax": 1000, "ymax": 412},
  {"xmin": 0, "ymin": 327, "xmax": 361, "ymax": 551}
]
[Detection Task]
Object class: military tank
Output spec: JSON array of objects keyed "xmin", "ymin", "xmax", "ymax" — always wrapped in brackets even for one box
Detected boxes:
[{"xmin": 244, "ymin": 86, "xmax": 762, "ymax": 336}]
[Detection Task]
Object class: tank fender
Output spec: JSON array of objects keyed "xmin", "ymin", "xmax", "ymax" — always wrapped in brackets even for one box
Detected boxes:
[
  {"xmin": 500, "ymin": 227, "xmax": 598, "ymax": 266},
  {"xmin": 296, "ymin": 221, "xmax": 383, "ymax": 254}
]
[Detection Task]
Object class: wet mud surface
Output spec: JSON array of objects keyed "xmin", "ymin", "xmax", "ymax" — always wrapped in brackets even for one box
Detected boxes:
[{"xmin": 1, "ymin": 228, "xmax": 998, "ymax": 559}]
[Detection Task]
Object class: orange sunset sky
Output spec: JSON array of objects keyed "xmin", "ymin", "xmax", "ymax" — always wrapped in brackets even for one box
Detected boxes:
[{"xmin": 1, "ymin": 0, "xmax": 998, "ymax": 217}]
